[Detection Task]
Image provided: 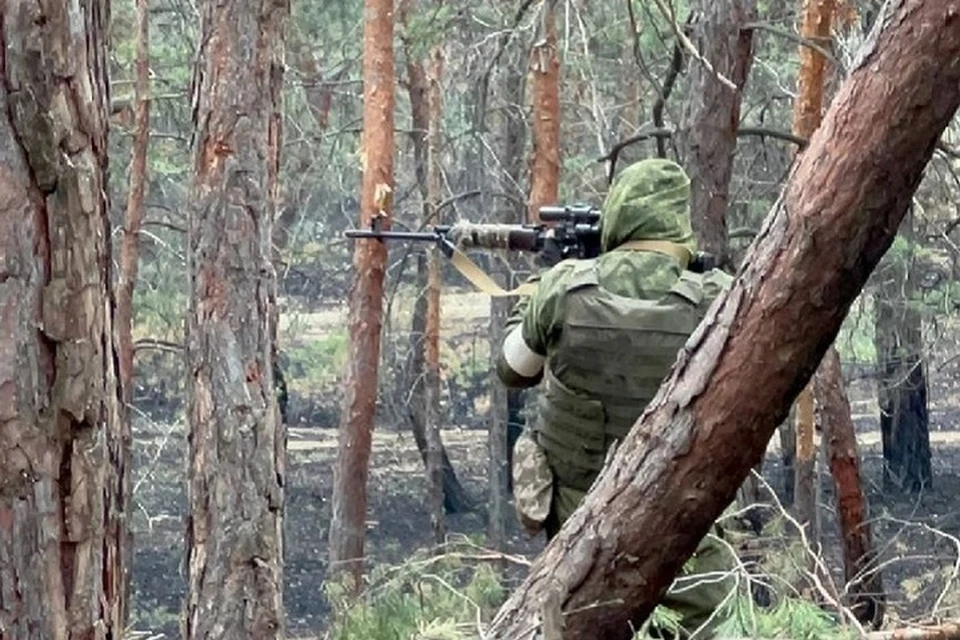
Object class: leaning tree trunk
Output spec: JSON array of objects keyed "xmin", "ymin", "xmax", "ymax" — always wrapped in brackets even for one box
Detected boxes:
[
  {"xmin": 486, "ymin": 3, "xmax": 960, "ymax": 636},
  {"xmin": 874, "ymin": 219, "xmax": 933, "ymax": 493},
  {"xmin": 183, "ymin": 0, "xmax": 288, "ymax": 638},
  {"xmin": 0, "ymin": 1, "xmax": 129, "ymax": 636},
  {"xmin": 676, "ymin": 0, "xmax": 757, "ymax": 269},
  {"xmin": 328, "ymin": 0, "xmax": 395, "ymax": 591}
]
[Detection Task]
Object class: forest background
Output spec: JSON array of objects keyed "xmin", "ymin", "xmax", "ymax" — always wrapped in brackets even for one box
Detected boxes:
[{"xmin": 3, "ymin": 0, "xmax": 960, "ymax": 638}]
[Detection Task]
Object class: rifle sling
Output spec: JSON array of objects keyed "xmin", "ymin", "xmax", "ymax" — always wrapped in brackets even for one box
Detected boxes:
[
  {"xmin": 448, "ymin": 246, "xmax": 538, "ymax": 297},
  {"xmin": 615, "ymin": 240, "xmax": 691, "ymax": 269}
]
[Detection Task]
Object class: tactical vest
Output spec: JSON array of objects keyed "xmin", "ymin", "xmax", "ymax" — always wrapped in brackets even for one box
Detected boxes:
[{"xmin": 534, "ymin": 261, "xmax": 709, "ymax": 493}]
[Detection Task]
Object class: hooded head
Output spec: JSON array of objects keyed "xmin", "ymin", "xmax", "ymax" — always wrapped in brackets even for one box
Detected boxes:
[{"xmin": 599, "ymin": 158, "xmax": 696, "ymax": 256}]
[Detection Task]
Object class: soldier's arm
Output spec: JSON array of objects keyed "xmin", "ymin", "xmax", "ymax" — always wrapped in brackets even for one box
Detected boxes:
[{"xmin": 495, "ymin": 267, "xmax": 568, "ymax": 388}]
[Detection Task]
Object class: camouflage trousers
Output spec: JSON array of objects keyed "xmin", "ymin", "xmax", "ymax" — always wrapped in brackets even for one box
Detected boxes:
[{"xmin": 546, "ymin": 485, "xmax": 738, "ymax": 639}]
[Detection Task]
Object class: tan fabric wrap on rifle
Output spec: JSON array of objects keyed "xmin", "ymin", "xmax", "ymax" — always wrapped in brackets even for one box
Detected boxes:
[{"xmin": 446, "ymin": 239, "xmax": 690, "ymax": 297}]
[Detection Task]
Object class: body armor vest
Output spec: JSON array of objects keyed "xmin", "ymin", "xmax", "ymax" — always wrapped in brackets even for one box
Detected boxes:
[{"xmin": 534, "ymin": 261, "xmax": 709, "ymax": 493}]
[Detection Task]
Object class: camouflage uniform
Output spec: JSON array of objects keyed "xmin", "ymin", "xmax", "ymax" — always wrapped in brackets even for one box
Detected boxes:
[{"xmin": 497, "ymin": 158, "xmax": 738, "ymax": 639}]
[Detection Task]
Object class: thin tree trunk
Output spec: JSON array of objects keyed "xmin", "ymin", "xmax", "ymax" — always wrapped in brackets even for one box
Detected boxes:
[
  {"xmin": 117, "ymin": 0, "xmax": 151, "ymax": 407},
  {"xmin": 487, "ymin": 3, "xmax": 960, "ymax": 634},
  {"xmin": 676, "ymin": 0, "xmax": 759, "ymax": 519},
  {"xmin": 874, "ymin": 215, "xmax": 933, "ymax": 493},
  {"xmin": 791, "ymin": 0, "xmax": 838, "ymax": 539},
  {"xmin": 0, "ymin": 1, "xmax": 128, "ymax": 636},
  {"xmin": 488, "ymin": 295, "xmax": 512, "ymax": 550},
  {"xmin": 398, "ymin": 0, "xmax": 472, "ymax": 517},
  {"xmin": 487, "ymin": 38, "xmax": 527, "ymax": 549},
  {"xmin": 676, "ymin": 0, "xmax": 757, "ymax": 268},
  {"xmin": 183, "ymin": 0, "xmax": 288, "ymax": 637},
  {"xmin": 424, "ymin": 43, "xmax": 445, "ymax": 545},
  {"xmin": 528, "ymin": 0, "xmax": 560, "ymax": 222},
  {"xmin": 815, "ymin": 349, "xmax": 885, "ymax": 628},
  {"xmin": 328, "ymin": 0, "xmax": 395, "ymax": 592}
]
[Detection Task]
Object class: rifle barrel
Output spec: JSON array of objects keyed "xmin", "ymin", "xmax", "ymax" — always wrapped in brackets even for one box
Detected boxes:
[{"xmin": 344, "ymin": 230, "xmax": 441, "ymax": 241}]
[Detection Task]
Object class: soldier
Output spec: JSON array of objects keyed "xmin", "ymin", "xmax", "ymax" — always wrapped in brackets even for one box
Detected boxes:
[{"xmin": 496, "ymin": 158, "xmax": 738, "ymax": 639}]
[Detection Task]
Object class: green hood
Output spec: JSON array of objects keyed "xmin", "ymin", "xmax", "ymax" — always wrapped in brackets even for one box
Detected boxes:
[{"xmin": 599, "ymin": 158, "xmax": 696, "ymax": 255}]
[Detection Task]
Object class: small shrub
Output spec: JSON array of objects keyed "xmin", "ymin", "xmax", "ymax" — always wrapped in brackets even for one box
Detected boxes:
[{"xmin": 324, "ymin": 548, "xmax": 507, "ymax": 640}]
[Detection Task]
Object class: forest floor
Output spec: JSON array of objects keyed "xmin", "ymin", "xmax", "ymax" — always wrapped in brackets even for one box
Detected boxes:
[{"xmin": 127, "ymin": 416, "xmax": 960, "ymax": 639}]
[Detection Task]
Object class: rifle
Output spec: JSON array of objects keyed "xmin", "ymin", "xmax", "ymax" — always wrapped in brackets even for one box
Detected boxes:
[
  {"xmin": 344, "ymin": 204, "xmax": 603, "ymax": 263},
  {"xmin": 344, "ymin": 204, "xmax": 715, "ymax": 296}
]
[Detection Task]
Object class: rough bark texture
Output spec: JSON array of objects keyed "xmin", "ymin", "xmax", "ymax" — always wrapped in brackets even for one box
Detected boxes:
[
  {"xmin": 676, "ymin": 0, "xmax": 757, "ymax": 269},
  {"xmin": 791, "ymin": 0, "xmax": 836, "ymax": 535},
  {"xmin": 183, "ymin": 0, "xmax": 288, "ymax": 637},
  {"xmin": 424, "ymin": 44, "xmax": 445, "ymax": 545},
  {"xmin": 486, "ymin": 3, "xmax": 960, "ymax": 636},
  {"xmin": 527, "ymin": 0, "xmax": 560, "ymax": 223},
  {"xmin": 874, "ymin": 232, "xmax": 933, "ymax": 493},
  {"xmin": 328, "ymin": 0, "xmax": 395, "ymax": 590},
  {"xmin": 0, "ymin": 1, "xmax": 128, "ymax": 637},
  {"xmin": 815, "ymin": 348, "xmax": 885, "ymax": 628},
  {"xmin": 117, "ymin": 0, "xmax": 150, "ymax": 405}
]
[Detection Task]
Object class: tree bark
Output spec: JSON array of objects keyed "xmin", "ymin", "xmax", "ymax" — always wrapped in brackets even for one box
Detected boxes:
[
  {"xmin": 527, "ymin": 0, "xmax": 560, "ymax": 223},
  {"xmin": 328, "ymin": 0, "xmax": 395, "ymax": 591},
  {"xmin": 486, "ymin": 3, "xmax": 960, "ymax": 636},
  {"xmin": 117, "ymin": 0, "xmax": 150, "ymax": 407},
  {"xmin": 676, "ymin": 0, "xmax": 757, "ymax": 269},
  {"xmin": 424, "ymin": 43, "xmax": 445, "ymax": 545},
  {"xmin": 183, "ymin": 0, "xmax": 288, "ymax": 637},
  {"xmin": 0, "ymin": 1, "xmax": 129, "ymax": 636},
  {"xmin": 815, "ymin": 348, "xmax": 885, "ymax": 628},
  {"xmin": 676, "ymin": 0, "xmax": 759, "ymax": 519}
]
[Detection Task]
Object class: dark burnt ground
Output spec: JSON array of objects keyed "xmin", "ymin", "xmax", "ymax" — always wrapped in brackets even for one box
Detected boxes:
[{"xmin": 127, "ymin": 421, "xmax": 960, "ymax": 639}]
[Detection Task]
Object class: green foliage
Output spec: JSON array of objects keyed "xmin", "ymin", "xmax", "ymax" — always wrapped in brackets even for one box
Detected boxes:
[
  {"xmin": 714, "ymin": 594, "xmax": 855, "ymax": 640},
  {"xmin": 835, "ymin": 298, "xmax": 877, "ymax": 364},
  {"xmin": 324, "ymin": 549, "xmax": 507, "ymax": 640},
  {"xmin": 286, "ymin": 329, "xmax": 349, "ymax": 391}
]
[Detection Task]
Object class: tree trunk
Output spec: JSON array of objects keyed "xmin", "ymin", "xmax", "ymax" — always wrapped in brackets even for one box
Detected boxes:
[
  {"xmin": 791, "ymin": 0, "xmax": 838, "ymax": 538},
  {"xmin": 117, "ymin": 0, "xmax": 150, "ymax": 406},
  {"xmin": 527, "ymin": 0, "xmax": 560, "ymax": 222},
  {"xmin": 183, "ymin": 0, "xmax": 288, "ymax": 637},
  {"xmin": 675, "ymin": 0, "xmax": 757, "ymax": 268},
  {"xmin": 487, "ymin": 37, "xmax": 528, "ymax": 549},
  {"xmin": 0, "ymin": 1, "xmax": 129, "ymax": 636},
  {"xmin": 676, "ymin": 0, "xmax": 759, "ymax": 522},
  {"xmin": 424, "ymin": 44, "xmax": 445, "ymax": 545},
  {"xmin": 398, "ymin": 0, "xmax": 472, "ymax": 517},
  {"xmin": 488, "ymin": 296, "xmax": 512, "ymax": 550},
  {"xmin": 815, "ymin": 349, "xmax": 885, "ymax": 628},
  {"xmin": 328, "ymin": 0, "xmax": 395, "ymax": 592},
  {"xmin": 874, "ymin": 218, "xmax": 933, "ymax": 493},
  {"xmin": 486, "ymin": 3, "xmax": 960, "ymax": 635}
]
